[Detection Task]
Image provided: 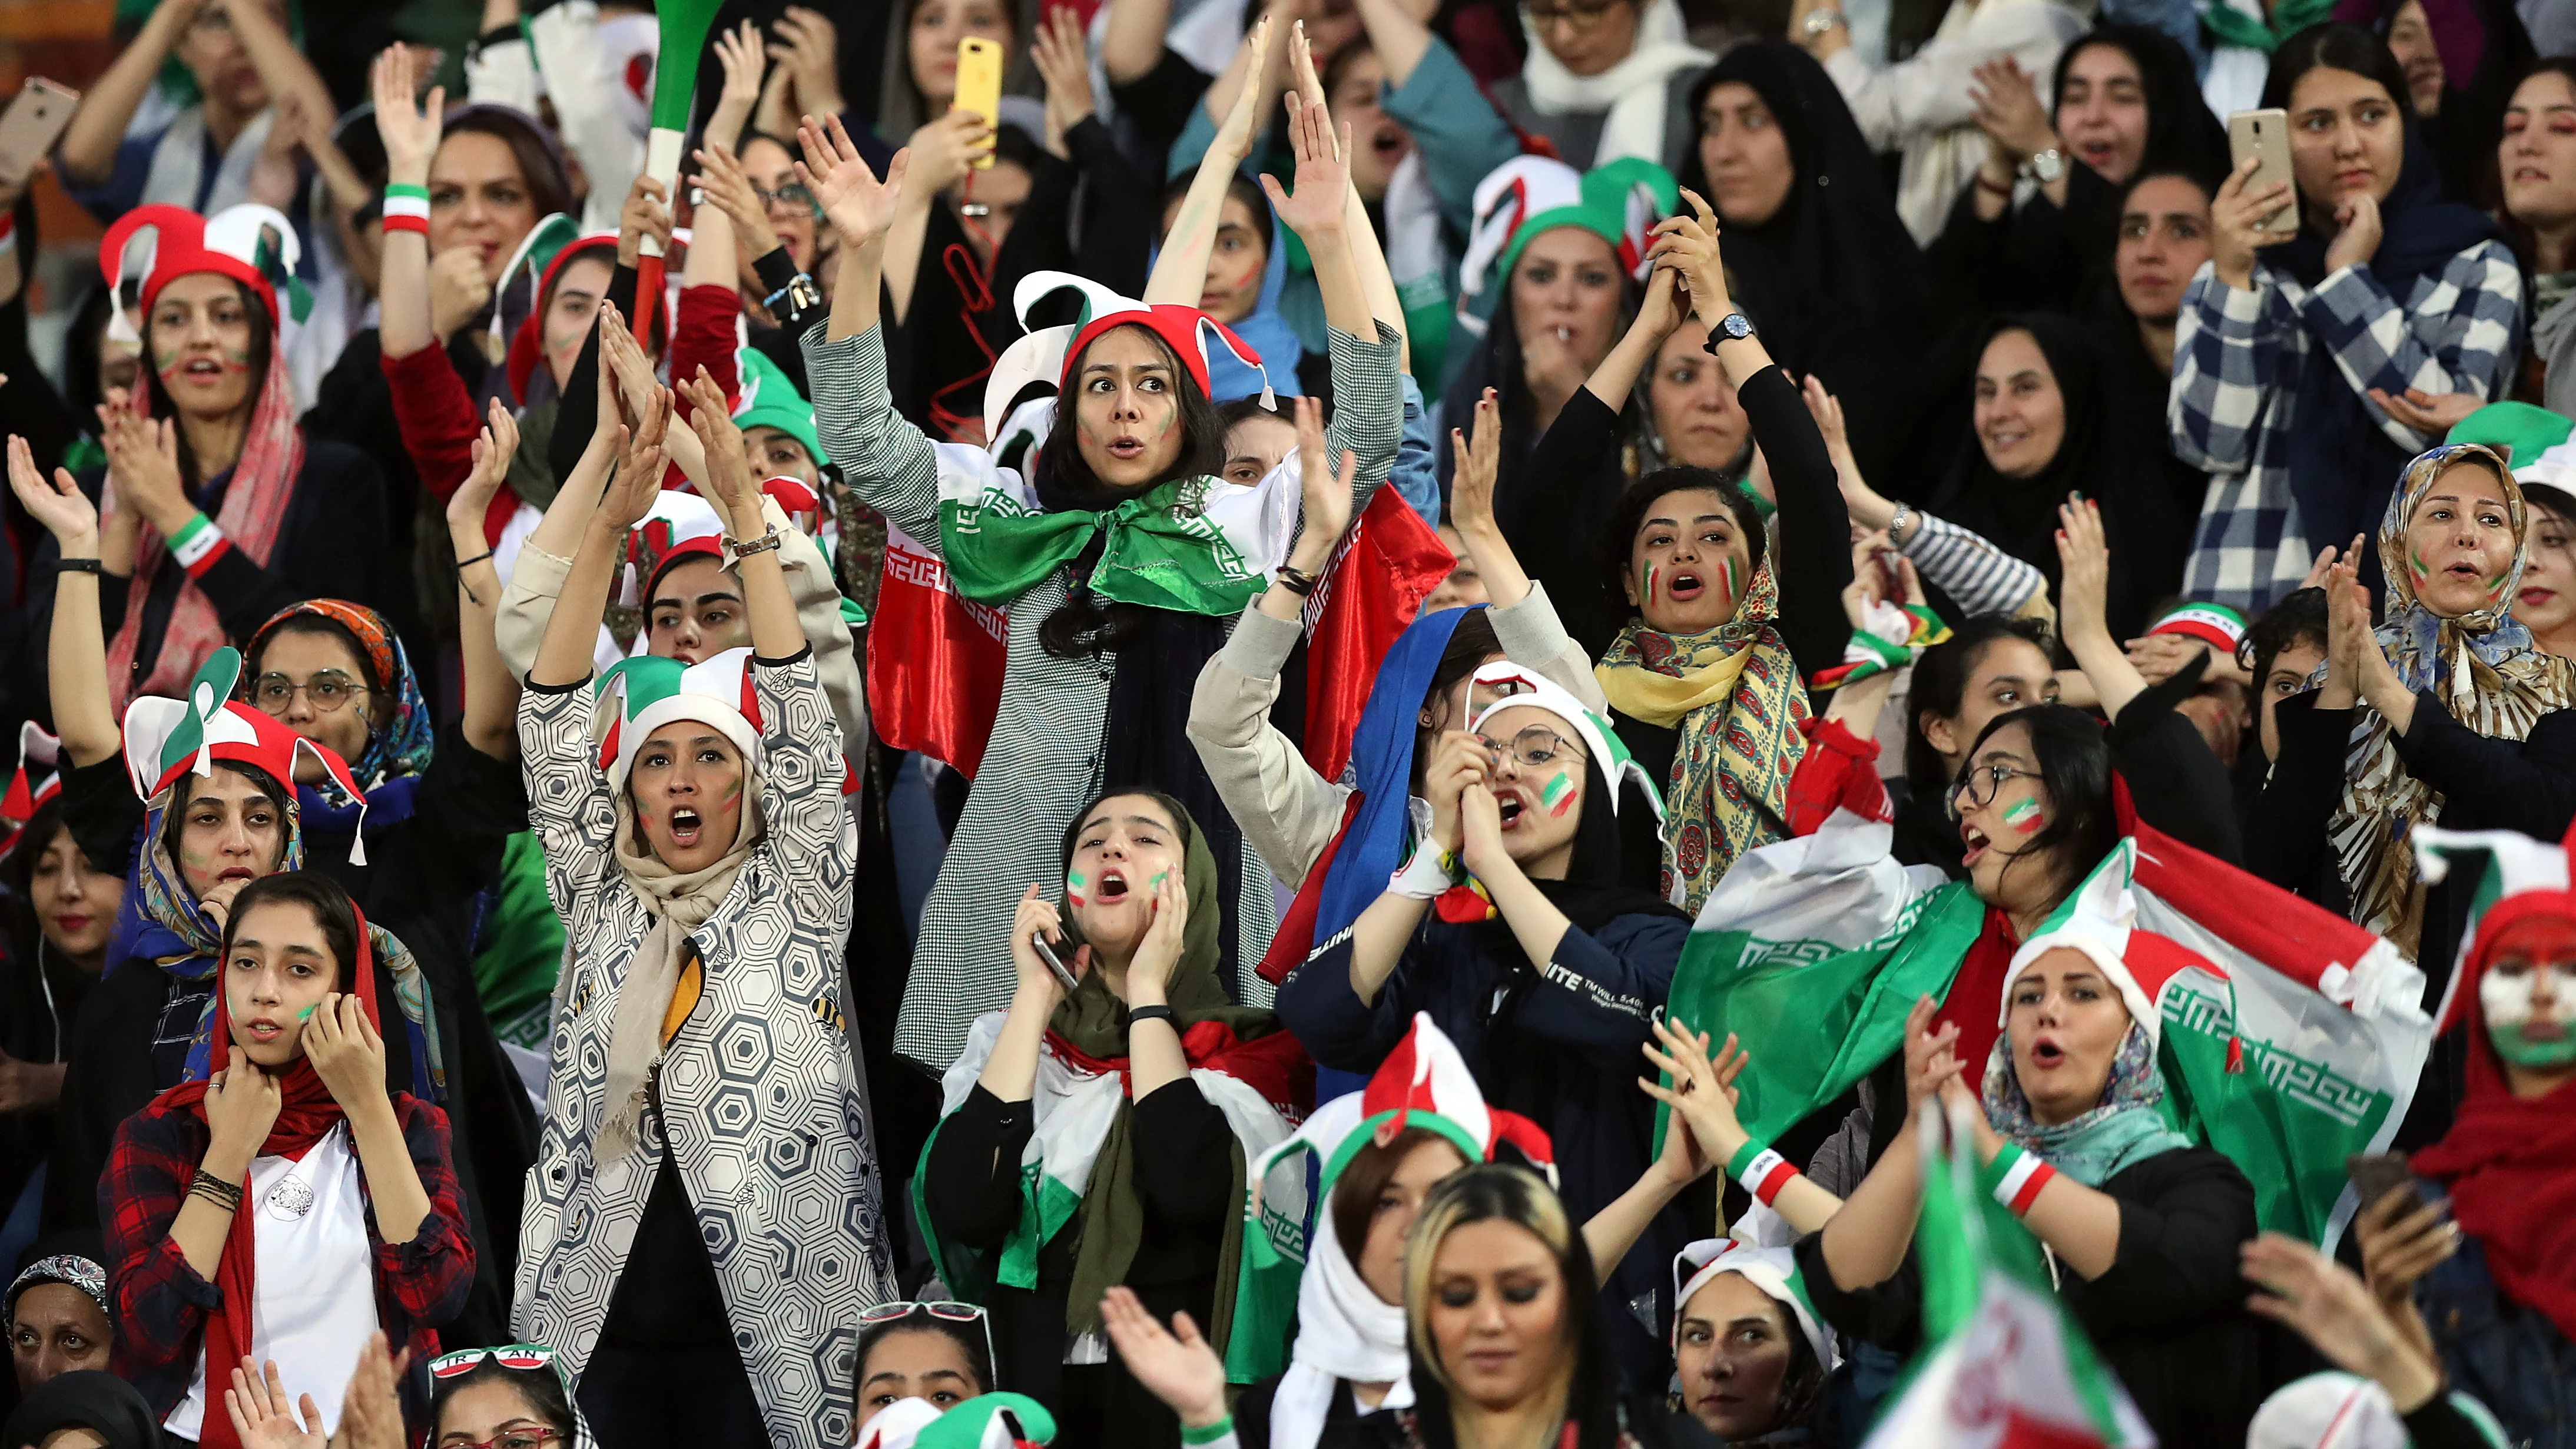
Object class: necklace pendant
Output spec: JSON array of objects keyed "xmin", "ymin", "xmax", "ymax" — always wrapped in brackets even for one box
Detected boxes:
[{"xmin": 266, "ymin": 1176, "xmax": 315, "ymax": 1220}]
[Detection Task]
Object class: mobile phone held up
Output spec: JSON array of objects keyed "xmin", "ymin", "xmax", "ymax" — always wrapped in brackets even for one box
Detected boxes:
[
  {"xmin": 1032, "ymin": 931, "xmax": 1082, "ymax": 994},
  {"xmin": 953, "ymin": 37, "xmax": 1003, "ymax": 170},
  {"xmin": 0, "ymin": 79, "xmax": 79, "ymax": 193},
  {"xmin": 2227, "ymin": 108, "xmax": 2299, "ymax": 236},
  {"xmin": 2346, "ymin": 1150, "xmax": 2422, "ymax": 1219}
]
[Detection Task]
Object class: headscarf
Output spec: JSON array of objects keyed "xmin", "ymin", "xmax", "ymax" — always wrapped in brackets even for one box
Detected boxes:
[
  {"xmin": 149, "ymin": 899, "xmax": 402, "ymax": 1449},
  {"xmin": 247, "ymin": 600, "xmax": 436, "ymax": 795},
  {"xmin": 2336, "ymin": 0, "xmax": 2535, "ymax": 204},
  {"xmin": 1594, "ymin": 536, "xmax": 1811, "ymax": 913},
  {"xmin": 1980, "ymin": 1020, "xmax": 2196, "ymax": 1188},
  {"xmin": 1513, "ymin": 0, "xmax": 1711, "ymax": 167},
  {"xmin": 6, "ymin": 1254, "xmax": 107, "ymax": 1320},
  {"xmin": 2051, "ymin": 27, "xmax": 2230, "ymax": 180},
  {"xmin": 2329, "ymin": 445, "xmax": 2576, "ymax": 954},
  {"xmin": 1038, "ymin": 795, "xmax": 1301, "ymax": 1344},
  {"xmin": 2409, "ymin": 870, "xmax": 2576, "ymax": 1341},
  {"xmin": 1201, "ymin": 208, "xmax": 1305, "ymax": 405},
  {"xmin": 105, "ymin": 307, "xmax": 305, "ymax": 712},
  {"xmin": 2270, "ymin": 115, "xmax": 2511, "ymax": 559},
  {"xmin": 1, "ymin": 1371, "xmax": 162, "ymax": 1449},
  {"xmin": 1256, "ymin": 607, "xmax": 1481, "ymax": 984},
  {"xmin": 1676, "ymin": 44, "xmax": 1935, "ymax": 360},
  {"xmin": 1927, "ymin": 313, "xmax": 2193, "ymax": 642}
]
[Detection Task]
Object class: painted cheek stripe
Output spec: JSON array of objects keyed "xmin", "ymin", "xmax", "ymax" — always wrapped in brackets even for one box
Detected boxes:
[
  {"xmin": 1541, "ymin": 773, "xmax": 1577, "ymax": 817},
  {"xmin": 2003, "ymin": 799, "xmax": 2044, "ymax": 834},
  {"xmin": 1065, "ymin": 872, "xmax": 1088, "ymax": 908}
]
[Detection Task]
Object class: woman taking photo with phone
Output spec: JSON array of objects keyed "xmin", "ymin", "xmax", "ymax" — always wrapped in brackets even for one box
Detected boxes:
[
  {"xmin": 2173, "ymin": 22, "xmax": 2520, "ymax": 616},
  {"xmin": 917, "ymin": 788, "xmax": 1302, "ymax": 1449}
]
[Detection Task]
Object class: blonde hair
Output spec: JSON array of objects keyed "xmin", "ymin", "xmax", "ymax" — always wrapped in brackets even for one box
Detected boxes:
[{"xmin": 1400, "ymin": 1163, "xmax": 1587, "ymax": 1401}]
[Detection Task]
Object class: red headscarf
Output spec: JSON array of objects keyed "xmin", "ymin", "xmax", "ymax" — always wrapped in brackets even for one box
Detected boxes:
[
  {"xmin": 152, "ymin": 896, "xmax": 387, "ymax": 1449},
  {"xmin": 2410, "ymin": 906, "xmax": 2576, "ymax": 1341}
]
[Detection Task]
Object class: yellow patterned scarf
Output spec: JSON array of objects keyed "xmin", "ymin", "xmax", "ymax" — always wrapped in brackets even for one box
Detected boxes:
[{"xmin": 1594, "ymin": 561, "xmax": 1809, "ymax": 913}]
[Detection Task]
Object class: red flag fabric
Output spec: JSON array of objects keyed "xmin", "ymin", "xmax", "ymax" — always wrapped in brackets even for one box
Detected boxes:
[
  {"xmin": 866, "ymin": 525, "xmax": 1009, "ymax": 777},
  {"xmin": 1299, "ymin": 488, "xmax": 1454, "ymax": 784}
]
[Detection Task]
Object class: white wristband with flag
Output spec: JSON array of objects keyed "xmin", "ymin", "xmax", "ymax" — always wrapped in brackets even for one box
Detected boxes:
[
  {"xmin": 1728, "ymin": 1139, "xmax": 1801, "ymax": 1207},
  {"xmin": 1388, "ymin": 841, "xmax": 1457, "ymax": 900},
  {"xmin": 1991, "ymin": 1143, "xmax": 2056, "ymax": 1215}
]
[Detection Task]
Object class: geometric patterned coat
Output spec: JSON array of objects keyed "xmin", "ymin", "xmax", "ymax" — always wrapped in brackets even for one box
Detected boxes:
[{"xmin": 509, "ymin": 652, "xmax": 892, "ymax": 1447}]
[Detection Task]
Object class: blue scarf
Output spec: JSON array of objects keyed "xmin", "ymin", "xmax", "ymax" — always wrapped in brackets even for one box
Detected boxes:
[
  {"xmin": 1199, "ymin": 209, "xmax": 1305, "ymax": 404},
  {"xmin": 2273, "ymin": 128, "xmax": 2512, "ymax": 561},
  {"xmin": 1981, "ymin": 1023, "xmax": 2194, "ymax": 1188}
]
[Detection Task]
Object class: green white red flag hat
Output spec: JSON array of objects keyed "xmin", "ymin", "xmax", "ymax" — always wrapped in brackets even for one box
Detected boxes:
[
  {"xmin": 911, "ymin": 1393, "xmax": 1056, "ymax": 1449},
  {"xmin": 2146, "ymin": 602, "xmax": 2248, "ymax": 656},
  {"xmin": 2000, "ymin": 841, "xmax": 2234, "ymax": 1056},
  {"xmin": 2412, "ymin": 820, "xmax": 2576, "ymax": 1033},
  {"xmin": 854, "ymin": 1398, "xmax": 941, "ymax": 1449},
  {"xmin": 591, "ymin": 646, "xmax": 764, "ymax": 793},
  {"xmin": 2249, "ymin": 1372, "xmax": 2510, "ymax": 1449},
  {"xmin": 1466, "ymin": 661, "xmax": 1660, "ymax": 823},
  {"xmin": 0, "ymin": 721, "xmax": 62, "ymax": 860},
  {"xmin": 120, "ymin": 647, "xmax": 370, "ymax": 863},
  {"xmin": 1671, "ymin": 1236, "xmax": 1837, "ymax": 1372}
]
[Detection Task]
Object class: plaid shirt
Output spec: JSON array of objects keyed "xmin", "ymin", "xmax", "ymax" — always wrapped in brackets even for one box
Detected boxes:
[
  {"xmin": 2168, "ymin": 244, "xmax": 2523, "ymax": 615},
  {"xmin": 102, "ymin": 1091, "xmax": 473, "ymax": 1422}
]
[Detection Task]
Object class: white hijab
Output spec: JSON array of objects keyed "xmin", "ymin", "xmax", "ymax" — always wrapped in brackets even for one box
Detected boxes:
[
  {"xmin": 1271, "ymin": 1202, "xmax": 1413, "ymax": 1449},
  {"xmin": 1516, "ymin": 0, "xmax": 1710, "ymax": 166}
]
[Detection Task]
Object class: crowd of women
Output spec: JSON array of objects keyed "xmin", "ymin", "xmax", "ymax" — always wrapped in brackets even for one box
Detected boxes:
[{"xmin": 1, "ymin": 0, "xmax": 2574, "ymax": 1444}]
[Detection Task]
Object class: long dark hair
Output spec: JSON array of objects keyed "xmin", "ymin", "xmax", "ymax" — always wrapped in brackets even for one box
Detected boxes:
[
  {"xmin": 853, "ymin": 1309, "xmax": 993, "ymax": 1404},
  {"xmin": 1902, "ymin": 616, "xmax": 2054, "ymax": 794},
  {"xmin": 1593, "ymin": 467, "xmax": 1770, "ymax": 626},
  {"xmin": 1961, "ymin": 703, "xmax": 2120, "ymax": 906},
  {"xmin": 2261, "ymin": 25, "xmax": 2418, "ymax": 211},
  {"xmin": 437, "ymin": 106, "xmax": 575, "ymax": 224},
  {"xmin": 1402, "ymin": 1164, "xmax": 1625, "ymax": 1449},
  {"xmin": 140, "ymin": 277, "xmax": 275, "ymax": 492},
  {"xmin": 1032, "ymin": 326, "xmax": 1228, "ymax": 659},
  {"xmin": 1416, "ymin": 609, "xmax": 1503, "ymax": 758},
  {"xmin": 217, "ymin": 871, "xmax": 362, "ymax": 994}
]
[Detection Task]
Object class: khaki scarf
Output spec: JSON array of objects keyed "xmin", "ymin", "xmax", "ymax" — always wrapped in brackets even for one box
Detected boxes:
[{"xmin": 597, "ymin": 790, "xmax": 765, "ymax": 1162}]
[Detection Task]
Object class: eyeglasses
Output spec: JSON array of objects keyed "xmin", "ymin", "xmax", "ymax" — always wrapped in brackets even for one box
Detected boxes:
[
  {"xmin": 861, "ymin": 1301, "xmax": 994, "ymax": 1377},
  {"xmin": 754, "ymin": 182, "xmax": 818, "ymax": 215},
  {"xmin": 440, "ymin": 1430, "xmax": 560, "ymax": 1449},
  {"xmin": 1523, "ymin": 0, "xmax": 1627, "ymax": 32},
  {"xmin": 1948, "ymin": 762, "xmax": 2042, "ymax": 818},
  {"xmin": 1476, "ymin": 725, "xmax": 1580, "ymax": 770},
  {"xmin": 427, "ymin": 1344, "xmax": 562, "ymax": 1380},
  {"xmin": 245, "ymin": 671, "xmax": 369, "ymax": 716}
]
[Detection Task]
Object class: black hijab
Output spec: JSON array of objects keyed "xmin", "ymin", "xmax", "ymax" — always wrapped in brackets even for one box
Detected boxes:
[
  {"xmin": 3, "ymin": 1372, "xmax": 161, "ymax": 1449},
  {"xmin": 1928, "ymin": 313, "xmax": 2193, "ymax": 639},
  {"xmin": 2345, "ymin": 0, "xmax": 2536, "ymax": 206},
  {"xmin": 1679, "ymin": 42, "xmax": 1935, "ymax": 356},
  {"xmin": 2265, "ymin": 24, "xmax": 2512, "ymax": 560},
  {"xmin": 2053, "ymin": 26, "xmax": 2230, "ymax": 182}
]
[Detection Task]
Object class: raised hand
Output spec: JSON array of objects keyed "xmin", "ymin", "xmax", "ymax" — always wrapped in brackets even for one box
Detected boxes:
[
  {"xmin": 1631, "ymin": 258, "xmax": 1687, "ymax": 344},
  {"xmin": 769, "ymin": 6, "xmax": 846, "ymax": 118},
  {"xmin": 797, "ymin": 113, "xmax": 910, "ymax": 253},
  {"xmin": 617, "ymin": 174, "xmax": 674, "ymax": 268},
  {"xmin": 2054, "ymin": 495, "xmax": 2111, "ymax": 644},
  {"xmin": 598, "ymin": 299, "xmax": 664, "ymax": 430},
  {"xmin": 1967, "ymin": 56, "xmax": 2057, "ymax": 163},
  {"xmin": 225, "ymin": 1357, "xmax": 324, "ymax": 1449},
  {"xmin": 2354, "ymin": 1183, "xmax": 2458, "ymax": 1311},
  {"xmin": 1101, "ymin": 1286, "xmax": 1229, "ymax": 1430},
  {"xmin": 7, "ymin": 435, "xmax": 98, "ymax": 546},
  {"xmin": 1458, "ymin": 780, "xmax": 1506, "ymax": 875},
  {"xmin": 2210, "ymin": 157, "xmax": 2293, "ymax": 289},
  {"xmin": 694, "ymin": 138, "xmax": 784, "ymax": 261},
  {"xmin": 369, "ymin": 44, "xmax": 440, "ymax": 187},
  {"xmin": 1008, "ymin": 883, "xmax": 1082, "ymax": 1000},
  {"xmin": 1211, "ymin": 15, "xmax": 1276, "ymax": 165},
  {"xmin": 1448, "ymin": 387, "xmax": 1503, "ymax": 536},
  {"xmin": 448, "ymin": 397, "xmax": 519, "ymax": 533},
  {"xmin": 1125, "ymin": 866, "xmax": 1191, "ymax": 1003},
  {"xmin": 333, "ymin": 1333, "xmax": 408, "ymax": 1449},
  {"xmin": 708, "ymin": 19, "xmax": 770, "ymax": 142},
  {"xmin": 1638, "ymin": 1015, "xmax": 1755, "ymax": 1165},
  {"xmin": 905, "ymin": 110, "xmax": 995, "ymax": 197},
  {"xmin": 680, "ymin": 367, "xmax": 762, "ymax": 535},
  {"xmin": 1423, "ymin": 730, "xmax": 1494, "ymax": 854},
  {"xmin": 99, "ymin": 392, "xmax": 188, "ymax": 534},
  {"xmin": 1291, "ymin": 392, "xmax": 1355, "ymax": 559},
  {"xmin": 1901, "ymin": 994, "xmax": 1962, "ymax": 1116},
  {"xmin": 1258, "ymin": 24, "xmax": 1351, "ymax": 244},
  {"xmin": 2242, "ymin": 1233, "xmax": 2444, "ymax": 1410},
  {"xmin": 1032, "ymin": 5, "xmax": 1095, "ymax": 158}
]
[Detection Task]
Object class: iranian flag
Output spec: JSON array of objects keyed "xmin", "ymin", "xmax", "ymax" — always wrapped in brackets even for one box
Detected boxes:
[
  {"xmin": 1297, "ymin": 487, "xmax": 1454, "ymax": 784},
  {"xmin": 866, "ymin": 523, "xmax": 1009, "ymax": 777},
  {"xmin": 1863, "ymin": 1105, "xmax": 2156, "ymax": 1449},
  {"xmin": 1667, "ymin": 793, "xmax": 2434, "ymax": 1246}
]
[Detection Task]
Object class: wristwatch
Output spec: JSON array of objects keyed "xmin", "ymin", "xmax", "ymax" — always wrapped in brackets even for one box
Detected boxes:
[
  {"xmin": 1717, "ymin": 311, "xmax": 1757, "ymax": 341},
  {"xmin": 2018, "ymin": 148, "xmax": 2066, "ymax": 184},
  {"xmin": 1801, "ymin": 7, "xmax": 1847, "ymax": 37}
]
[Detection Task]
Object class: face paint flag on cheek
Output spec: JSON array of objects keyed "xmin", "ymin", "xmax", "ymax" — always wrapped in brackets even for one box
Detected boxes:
[
  {"xmin": 1541, "ymin": 772, "xmax": 1577, "ymax": 817},
  {"xmin": 2004, "ymin": 798, "xmax": 2045, "ymax": 834},
  {"xmin": 1723, "ymin": 557, "xmax": 1743, "ymax": 611},
  {"xmin": 2481, "ymin": 964, "xmax": 2576, "ymax": 1067},
  {"xmin": 1642, "ymin": 562, "xmax": 1657, "ymax": 606},
  {"xmin": 1066, "ymin": 871, "xmax": 1088, "ymax": 908}
]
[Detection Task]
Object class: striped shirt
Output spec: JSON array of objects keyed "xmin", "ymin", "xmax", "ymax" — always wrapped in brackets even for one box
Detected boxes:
[
  {"xmin": 2168, "ymin": 246, "xmax": 2523, "ymax": 616},
  {"xmin": 805, "ymin": 320, "xmax": 1405, "ymax": 1073}
]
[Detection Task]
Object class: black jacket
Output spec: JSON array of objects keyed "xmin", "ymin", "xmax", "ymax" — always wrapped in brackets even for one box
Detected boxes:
[
  {"xmin": 1319, "ymin": 1389, "xmax": 1719, "ymax": 1448},
  {"xmin": 921, "ymin": 1079, "xmax": 1239, "ymax": 1449},
  {"xmin": 1796, "ymin": 1145, "xmax": 2275, "ymax": 1448}
]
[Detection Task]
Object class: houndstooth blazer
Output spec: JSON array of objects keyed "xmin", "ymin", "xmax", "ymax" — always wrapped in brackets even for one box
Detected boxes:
[{"xmin": 510, "ymin": 652, "xmax": 891, "ymax": 1449}]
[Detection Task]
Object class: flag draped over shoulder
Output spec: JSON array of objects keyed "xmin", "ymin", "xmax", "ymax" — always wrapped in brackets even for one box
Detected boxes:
[
  {"xmin": 1863, "ymin": 1105, "xmax": 2157, "ymax": 1449},
  {"xmin": 1666, "ymin": 802, "xmax": 2432, "ymax": 1246}
]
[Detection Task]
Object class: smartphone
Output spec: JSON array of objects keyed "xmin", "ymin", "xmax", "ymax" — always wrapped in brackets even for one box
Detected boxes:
[
  {"xmin": 0, "ymin": 79, "xmax": 79, "ymax": 191},
  {"xmin": 1030, "ymin": 931, "xmax": 1081, "ymax": 994},
  {"xmin": 2346, "ymin": 1150, "xmax": 2422, "ymax": 1218},
  {"xmin": 2227, "ymin": 108, "xmax": 2298, "ymax": 236},
  {"xmin": 953, "ymin": 37, "xmax": 1003, "ymax": 170}
]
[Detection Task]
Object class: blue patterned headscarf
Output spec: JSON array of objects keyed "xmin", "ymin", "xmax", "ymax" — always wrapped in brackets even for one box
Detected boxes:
[
  {"xmin": 248, "ymin": 601, "xmax": 436, "ymax": 837},
  {"xmin": 1981, "ymin": 1022, "xmax": 2192, "ymax": 1189}
]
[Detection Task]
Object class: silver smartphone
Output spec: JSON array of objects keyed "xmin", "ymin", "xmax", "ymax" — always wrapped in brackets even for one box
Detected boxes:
[
  {"xmin": 0, "ymin": 79, "xmax": 78, "ymax": 192},
  {"xmin": 2227, "ymin": 108, "xmax": 2299, "ymax": 236},
  {"xmin": 1031, "ymin": 932, "xmax": 1081, "ymax": 993}
]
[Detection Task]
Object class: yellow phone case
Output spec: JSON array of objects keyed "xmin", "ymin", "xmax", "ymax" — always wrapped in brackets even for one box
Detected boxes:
[{"xmin": 953, "ymin": 37, "xmax": 1003, "ymax": 170}]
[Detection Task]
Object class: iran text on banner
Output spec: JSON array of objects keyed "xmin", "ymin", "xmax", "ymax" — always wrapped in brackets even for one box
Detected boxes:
[
  {"xmin": 1298, "ymin": 488, "xmax": 1454, "ymax": 785},
  {"xmin": 1665, "ymin": 804, "xmax": 2431, "ymax": 1246},
  {"xmin": 1862, "ymin": 1103, "xmax": 2157, "ymax": 1449},
  {"xmin": 866, "ymin": 525, "xmax": 1008, "ymax": 777}
]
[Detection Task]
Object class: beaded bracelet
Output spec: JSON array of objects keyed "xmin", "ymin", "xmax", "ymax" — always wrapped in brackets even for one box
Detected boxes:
[{"xmin": 190, "ymin": 1168, "xmax": 245, "ymax": 1213}]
